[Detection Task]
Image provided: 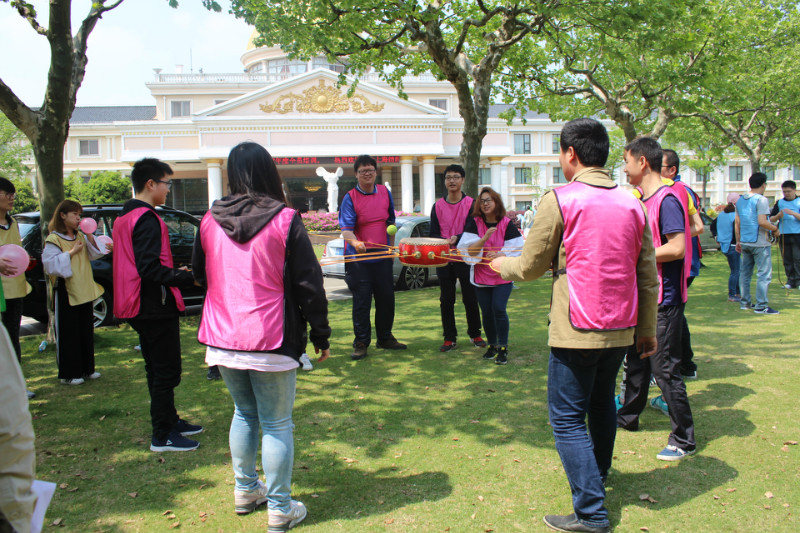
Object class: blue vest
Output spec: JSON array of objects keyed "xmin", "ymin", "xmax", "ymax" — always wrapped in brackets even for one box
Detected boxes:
[
  {"xmin": 777, "ymin": 197, "xmax": 800, "ymax": 234},
  {"xmin": 736, "ymin": 194, "xmax": 762, "ymax": 243},
  {"xmin": 715, "ymin": 211, "xmax": 736, "ymax": 254}
]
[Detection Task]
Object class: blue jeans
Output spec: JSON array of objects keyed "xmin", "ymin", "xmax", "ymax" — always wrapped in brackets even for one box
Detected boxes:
[
  {"xmin": 548, "ymin": 346, "xmax": 626, "ymax": 527},
  {"xmin": 474, "ymin": 283, "xmax": 513, "ymax": 346},
  {"xmin": 219, "ymin": 366, "xmax": 296, "ymax": 513},
  {"xmin": 724, "ymin": 248, "xmax": 741, "ymax": 297},
  {"xmin": 739, "ymin": 244, "xmax": 772, "ymax": 309}
]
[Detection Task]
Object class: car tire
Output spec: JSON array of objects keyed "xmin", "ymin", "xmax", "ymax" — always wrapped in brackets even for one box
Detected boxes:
[
  {"xmin": 396, "ymin": 266, "xmax": 428, "ymax": 290},
  {"xmin": 92, "ymin": 288, "xmax": 114, "ymax": 328}
]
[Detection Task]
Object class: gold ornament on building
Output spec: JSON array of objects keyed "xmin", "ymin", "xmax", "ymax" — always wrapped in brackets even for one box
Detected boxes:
[{"xmin": 260, "ymin": 80, "xmax": 385, "ymax": 114}]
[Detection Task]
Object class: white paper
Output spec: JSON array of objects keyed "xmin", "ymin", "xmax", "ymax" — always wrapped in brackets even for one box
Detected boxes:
[{"xmin": 30, "ymin": 480, "xmax": 57, "ymax": 533}]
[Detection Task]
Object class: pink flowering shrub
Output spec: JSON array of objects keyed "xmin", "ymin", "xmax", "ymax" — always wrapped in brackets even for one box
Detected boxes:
[{"xmin": 301, "ymin": 211, "xmax": 341, "ymax": 232}]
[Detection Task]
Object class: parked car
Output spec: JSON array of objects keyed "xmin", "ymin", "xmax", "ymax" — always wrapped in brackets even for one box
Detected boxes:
[
  {"xmin": 14, "ymin": 204, "xmax": 204, "ymax": 327},
  {"xmin": 320, "ymin": 215, "xmax": 440, "ymax": 290}
]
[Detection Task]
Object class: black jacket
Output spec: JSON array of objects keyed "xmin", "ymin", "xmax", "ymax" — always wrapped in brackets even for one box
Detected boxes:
[
  {"xmin": 192, "ymin": 194, "xmax": 330, "ymax": 359},
  {"xmin": 120, "ymin": 199, "xmax": 195, "ymax": 319}
]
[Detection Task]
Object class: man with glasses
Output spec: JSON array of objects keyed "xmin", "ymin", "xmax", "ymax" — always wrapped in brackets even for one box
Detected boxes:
[
  {"xmin": 339, "ymin": 155, "xmax": 407, "ymax": 360},
  {"xmin": 429, "ymin": 164, "xmax": 485, "ymax": 352},
  {"xmin": 0, "ymin": 177, "xmax": 34, "ymax": 399},
  {"xmin": 113, "ymin": 158, "xmax": 202, "ymax": 452}
]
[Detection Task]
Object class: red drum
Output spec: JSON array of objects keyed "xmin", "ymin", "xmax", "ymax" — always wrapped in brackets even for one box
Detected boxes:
[{"xmin": 397, "ymin": 237, "xmax": 450, "ymax": 267}]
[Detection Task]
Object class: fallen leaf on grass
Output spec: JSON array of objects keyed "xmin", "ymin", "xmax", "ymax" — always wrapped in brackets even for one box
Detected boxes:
[
  {"xmin": 162, "ymin": 510, "xmax": 173, "ymax": 516},
  {"xmin": 784, "ymin": 440, "xmax": 798, "ymax": 445},
  {"xmin": 765, "ymin": 492, "xmax": 774, "ymax": 499},
  {"xmin": 59, "ymin": 483, "xmax": 68, "ymax": 489},
  {"xmin": 639, "ymin": 528, "xmax": 649, "ymax": 532},
  {"xmin": 50, "ymin": 518, "xmax": 63, "ymax": 526},
  {"xmin": 128, "ymin": 492, "xmax": 138, "ymax": 498},
  {"xmin": 764, "ymin": 505, "xmax": 772, "ymax": 510},
  {"xmin": 171, "ymin": 521, "xmax": 180, "ymax": 528},
  {"xmin": 639, "ymin": 494, "xmax": 657, "ymax": 503},
  {"xmin": 726, "ymin": 488, "xmax": 737, "ymax": 493},
  {"xmin": 781, "ymin": 445, "xmax": 789, "ymax": 452},
  {"xmin": 471, "ymin": 512, "xmax": 477, "ymax": 520},
  {"xmin": 158, "ymin": 457, "xmax": 165, "ymax": 464},
  {"xmin": 478, "ymin": 495, "xmax": 484, "ymax": 502},
  {"xmin": 198, "ymin": 512, "xmax": 207, "ymax": 518},
  {"xmin": 99, "ymin": 415, "xmax": 106, "ymax": 421},
  {"xmin": 67, "ymin": 487, "xmax": 78, "ymax": 492},
  {"xmin": 166, "ymin": 514, "xmax": 177, "ymax": 519},
  {"xmin": 385, "ymin": 518, "xmax": 394, "ymax": 524}
]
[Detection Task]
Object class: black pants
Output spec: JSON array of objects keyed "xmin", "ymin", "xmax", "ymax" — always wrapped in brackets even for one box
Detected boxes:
[
  {"xmin": 437, "ymin": 261, "xmax": 481, "ymax": 342},
  {"xmin": 779, "ymin": 233, "xmax": 800, "ymax": 287},
  {"xmin": 54, "ymin": 282, "xmax": 95, "ymax": 380},
  {"xmin": 680, "ymin": 277, "xmax": 696, "ymax": 374},
  {"xmin": 345, "ymin": 259, "xmax": 395, "ymax": 346},
  {"xmin": 129, "ymin": 316, "xmax": 182, "ymax": 440},
  {"xmin": 1, "ymin": 297, "xmax": 23, "ymax": 362},
  {"xmin": 618, "ymin": 303, "xmax": 695, "ymax": 450}
]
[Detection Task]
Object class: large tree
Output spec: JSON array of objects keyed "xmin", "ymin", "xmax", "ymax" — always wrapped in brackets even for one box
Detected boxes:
[
  {"xmin": 0, "ymin": 0, "xmax": 125, "ymax": 226},
  {"xmin": 226, "ymin": 0, "xmax": 564, "ymax": 194}
]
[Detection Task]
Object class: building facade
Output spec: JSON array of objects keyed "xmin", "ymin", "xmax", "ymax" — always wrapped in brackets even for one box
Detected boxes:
[{"xmin": 57, "ymin": 39, "xmax": 793, "ymax": 215}]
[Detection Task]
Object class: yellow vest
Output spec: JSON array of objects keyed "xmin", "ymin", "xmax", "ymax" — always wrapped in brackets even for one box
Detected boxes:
[
  {"xmin": 631, "ymin": 178, "xmax": 697, "ymax": 215},
  {"xmin": 45, "ymin": 233, "xmax": 104, "ymax": 306},
  {"xmin": 0, "ymin": 217, "xmax": 32, "ymax": 299}
]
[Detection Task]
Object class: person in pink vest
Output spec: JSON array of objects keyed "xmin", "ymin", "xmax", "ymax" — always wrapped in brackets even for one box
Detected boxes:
[
  {"xmin": 192, "ymin": 142, "xmax": 330, "ymax": 529},
  {"xmin": 112, "ymin": 158, "xmax": 201, "ymax": 452},
  {"xmin": 491, "ymin": 118, "xmax": 659, "ymax": 533},
  {"xmin": 339, "ymin": 155, "xmax": 406, "ymax": 360},
  {"xmin": 617, "ymin": 136, "xmax": 697, "ymax": 463},
  {"xmin": 458, "ymin": 187, "xmax": 523, "ymax": 365},
  {"xmin": 429, "ymin": 163, "xmax": 486, "ymax": 352}
]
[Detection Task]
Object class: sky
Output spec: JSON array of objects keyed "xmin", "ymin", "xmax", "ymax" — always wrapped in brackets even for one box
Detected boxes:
[{"xmin": 0, "ymin": 0, "xmax": 253, "ymax": 107}]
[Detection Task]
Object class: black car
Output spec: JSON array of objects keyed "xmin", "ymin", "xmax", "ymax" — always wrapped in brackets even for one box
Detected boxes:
[{"xmin": 15, "ymin": 204, "xmax": 204, "ymax": 327}]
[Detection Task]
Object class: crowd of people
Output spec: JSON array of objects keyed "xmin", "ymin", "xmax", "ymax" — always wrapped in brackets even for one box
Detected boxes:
[{"xmin": 2, "ymin": 116, "xmax": 793, "ymax": 532}]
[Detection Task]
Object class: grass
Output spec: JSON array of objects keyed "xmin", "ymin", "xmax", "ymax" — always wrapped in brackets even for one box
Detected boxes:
[{"xmin": 21, "ymin": 251, "xmax": 799, "ymax": 532}]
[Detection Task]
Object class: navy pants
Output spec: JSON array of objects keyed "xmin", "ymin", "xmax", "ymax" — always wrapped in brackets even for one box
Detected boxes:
[
  {"xmin": 437, "ymin": 261, "xmax": 481, "ymax": 342},
  {"xmin": 345, "ymin": 259, "xmax": 395, "ymax": 346}
]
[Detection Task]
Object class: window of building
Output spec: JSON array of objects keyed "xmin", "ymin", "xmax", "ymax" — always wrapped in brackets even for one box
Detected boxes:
[
  {"xmin": 729, "ymin": 165, "xmax": 743, "ymax": 182},
  {"xmin": 312, "ymin": 57, "xmax": 347, "ymax": 73},
  {"xmin": 248, "ymin": 62, "xmax": 264, "ymax": 74},
  {"xmin": 514, "ymin": 134, "xmax": 531, "ymax": 155},
  {"xmin": 696, "ymin": 168, "xmax": 710, "ymax": 184},
  {"xmin": 170, "ymin": 100, "xmax": 191, "ymax": 118},
  {"xmin": 268, "ymin": 58, "xmax": 308, "ymax": 77},
  {"xmin": 764, "ymin": 166, "xmax": 775, "ymax": 181},
  {"xmin": 553, "ymin": 166, "xmax": 566, "ymax": 184},
  {"xmin": 552, "ymin": 134, "xmax": 560, "ymax": 154},
  {"xmin": 516, "ymin": 201, "xmax": 532, "ymax": 210},
  {"xmin": 428, "ymin": 98, "xmax": 448, "ymax": 111},
  {"xmin": 78, "ymin": 139, "xmax": 99, "ymax": 157},
  {"xmin": 794, "ymin": 166, "xmax": 800, "ymax": 181},
  {"xmin": 478, "ymin": 168, "xmax": 491, "ymax": 186},
  {"xmin": 515, "ymin": 167, "xmax": 532, "ymax": 185}
]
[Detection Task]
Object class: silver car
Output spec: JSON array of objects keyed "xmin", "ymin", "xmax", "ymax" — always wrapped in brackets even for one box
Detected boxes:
[{"xmin": 320, "ymin": 215, "xmax": 440, "ymax": 290}]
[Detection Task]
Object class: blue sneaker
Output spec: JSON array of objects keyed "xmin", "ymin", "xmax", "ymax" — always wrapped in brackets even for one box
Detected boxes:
[
  {"xmin": 649, "ymin": 395, "xmax": 669, "ymax": 416},
  {"xmin": 150, "ymin": 431, "xmax": 199, "ymax": 452},
  {"xmin": 173, "ymin": 419, "xmax": 204, "ymax": 436},
  {"xmin": 614, "ymin": 394, "xmax": 623, "ymax": 411},
  {"xmin": 753, "ymin": 306, "xmax": 779, "ymax": 315},
  {"xmin": 656, "ymin": 445, "xmax": 695, "ymax": 461}
]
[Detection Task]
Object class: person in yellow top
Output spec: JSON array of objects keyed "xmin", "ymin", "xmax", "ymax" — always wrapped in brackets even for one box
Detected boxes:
[
  {"xmin": 0, "ymin": 178, "xmax": 33, "ymax": 394},
  {"xmin": 42, "ymin": 200, "xmax": 111, "ymax": 385}
]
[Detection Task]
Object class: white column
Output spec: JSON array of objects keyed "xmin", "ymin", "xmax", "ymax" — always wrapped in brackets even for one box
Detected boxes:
[
  {"xmin": 490, "ymin": 157, "xmax": 502, "ymax": 193},
  {"xmin": 421, "ymin": 156, "xmax": 436, "ymax": 215},
  {"xmin": 500, "ymin": 163, "xmax": 511, "ymax": 207},
  {"xmin": 400, "ymin": 156, "xmax": 413, "ymax": 213},
  {"xmin": 206, "ymin": 159, "xmax": 223, "ymax": 207}
]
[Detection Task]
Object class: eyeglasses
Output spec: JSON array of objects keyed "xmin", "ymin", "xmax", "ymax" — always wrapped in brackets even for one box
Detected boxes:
[
  {"xmin": 479, "ymin": 198, "xmax": 494, "ymax": 204},
  {"xmin": 0, "ymin": 192, "xmax": 16, "ymax": 200},
  {"xmin": 155, "ymin": 179, "xmax": 173, "ymax": 189},
  {"xmin": 357, "ymin": 169, "xmax": 377, "ymax": 176},
  {"xmin": 444, "ymin": 175, "xmax": 463, "ymax": 182}
]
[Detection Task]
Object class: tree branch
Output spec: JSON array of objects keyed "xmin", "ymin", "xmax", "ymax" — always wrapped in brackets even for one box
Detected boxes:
[{"xmin": 11, "ymin": 1, "xmax": 47, "ymax": 35}]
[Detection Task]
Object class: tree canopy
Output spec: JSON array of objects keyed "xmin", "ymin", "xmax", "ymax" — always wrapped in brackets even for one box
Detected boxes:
[{"xmin": 0, "ymin": 111, "xmax": 32, "ymax": 179}]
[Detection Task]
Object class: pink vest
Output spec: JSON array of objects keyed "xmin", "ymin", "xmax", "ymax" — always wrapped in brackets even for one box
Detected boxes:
[
  {"xmin": 349, "ymin": 185, "xmax": 392, "ymax": 247},
  {"xmin": 113, "ymin": 207, "xmax": 184, "ymax": 319},
  {"xmin": 642, "ymin": 185, "xmax": 690, "ymax": 304},
  {"xmin": 555, "ymin": 181, "xmax": 646, "ymax": 330},
  {"xmin": 434, "ymin": 195, "xmax": 474, "ymax": 246},
  {"xmin": 197, "ymin": 208, "xmax": 295, "ymax": 352},
  {"xmin": 473, "ymin": 216, "xmax": 511, "ymax": 286},
  {"xmin": 667, "ymin": 180, "xmax": 694, "ymax": 279}
]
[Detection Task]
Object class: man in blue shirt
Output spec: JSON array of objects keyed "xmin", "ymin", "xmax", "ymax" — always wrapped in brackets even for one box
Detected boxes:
[{"xmin": 770, "ymin": 180, "xmax": 800, "ymax": 289}]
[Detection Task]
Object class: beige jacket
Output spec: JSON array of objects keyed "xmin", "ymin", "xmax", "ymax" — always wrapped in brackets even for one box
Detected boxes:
[{"xmin": 500, "ymin": 168, "xmax": 659, "ymax": 349}]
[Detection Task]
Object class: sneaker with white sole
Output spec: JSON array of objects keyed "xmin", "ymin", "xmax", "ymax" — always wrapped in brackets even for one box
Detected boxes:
[
  {"xmin": 656, "ymin": 444, "xmax": 695, "ymax": 461},
  {"xmin": 150, "ymin": 431, "xmax": 199, "ymax": 452},
  {"xmin": 85, "ymin": 372, "xmax": 101, "ymax": 380},
  {"xmin": 649, "ymin": 394, "xmax": 669, "ymax": 416},
  {"xmin": 753, "ymin": 306, "xmax": 780, "ymax": 315},
  {"xmin": 234, "ymin": 480, "xmax": 268, "ymax": 515},
  {"xmin": 174, "ymin": 418, "xmax": 204, "ymax": 436},
  {"xmin": 60, "ymin": 378, "xmax": 85, "ymax": 385},
  {"xmin": 299, "ymin": 353, "xmax": 314, "ymax": 371},
  {"xmin": 268, "ymin": 500, "xmax": 307, "ymax": 532}
]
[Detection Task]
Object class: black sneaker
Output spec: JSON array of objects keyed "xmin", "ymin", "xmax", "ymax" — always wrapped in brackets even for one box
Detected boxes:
[
  {"xmin": 543, "ymin": 513, "xmax": 610, "ymax": 533},
  {"xmin": 150, "ymin": 431, "xmax": 199, "ymax": 452},
  {"xmin": 174, "ymin": 418, "xmax": 204, "ymax": 436},
  {"xmin": 440, "ymin": 340, "xmax": 457, "ymax": 352},
  {"xmin": 207, "ymin": 365, "xmax": 222, "ymax": 380},
  {"xmin": 376, "ymin": 336, "xmax": 407, "ymax": 350},
  {"xmin": 351, "ymin": 341, "xmax": 368, "ymax": 360},
  {"xmin": 495, "ymin": 346, "xmax": 508, "ymax": 365},
  {"xmin": 482, "ymin": 345, "xmax": 497, "ymax": 360}
]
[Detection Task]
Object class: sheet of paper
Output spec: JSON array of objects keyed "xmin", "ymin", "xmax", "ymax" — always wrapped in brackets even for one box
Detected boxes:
[{"xmin": 30, "ymin": 480, "xmax": 57, "ymax": 533}]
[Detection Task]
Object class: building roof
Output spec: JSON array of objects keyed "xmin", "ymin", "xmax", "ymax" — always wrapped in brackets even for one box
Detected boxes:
[{"xmin": 70, "ymin": 106, "xmax": 156, "ymax": 124}]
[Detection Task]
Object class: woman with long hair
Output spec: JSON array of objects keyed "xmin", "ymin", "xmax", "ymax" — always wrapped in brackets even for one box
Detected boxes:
[
  {"xmin": 458, "ymin": 187, "xmax": 523, "ymax": 364},
  {"xmin": 193, "ymin": 142, "xmax": 331, "ymax": 531}
]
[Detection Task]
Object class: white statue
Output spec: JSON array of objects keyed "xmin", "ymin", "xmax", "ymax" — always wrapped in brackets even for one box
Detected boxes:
[{"xmin": 316, "ymin": 166, "xmax": 343, "ymax": 212}]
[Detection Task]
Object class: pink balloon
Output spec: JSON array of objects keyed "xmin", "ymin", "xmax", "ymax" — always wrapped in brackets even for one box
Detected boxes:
[
  {"xmin": 96, "ymin": 235, "xmax": 113, "ymax": 253},
  {"xmin": 79, "ymin": 217, "xmax": 98, "ymax": 234},
  {"xmin": 0, "ymin": 244, "xmax": 30, "ymax": 278}
]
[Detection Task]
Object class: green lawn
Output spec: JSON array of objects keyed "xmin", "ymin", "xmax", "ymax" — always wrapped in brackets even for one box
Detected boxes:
[{"xmin": 21, "ymin": 251, "xmax": 799, "ymax": 532}]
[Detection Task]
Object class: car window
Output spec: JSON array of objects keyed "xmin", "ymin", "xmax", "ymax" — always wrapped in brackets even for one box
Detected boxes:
[
  {"xmin": 160, "ymin": 212, "xmax": 198, "ymax": 246},
  {"xmin": 411, "ymin": 221, "xmax": 430, "ymax": 238},
  {"xmin": 15, "ymin": 217, "xmax": 38, "ymax": 239}
]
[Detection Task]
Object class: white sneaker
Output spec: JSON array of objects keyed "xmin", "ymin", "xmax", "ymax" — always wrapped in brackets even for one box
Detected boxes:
[
  {"xmin": 234, "ymin": 480, "xmax": 268, "ymax": 515},
  {"xmin": 85, "ymin": 372, "xmax": 101, "ymax": 380},
  {"xmin": 784, "ymin": 283, "xmax": 794, "ymax": 289},
  {"xmin": 60, "ymin": 378, "xmax": 85, "ymax": 385},
  {"xmin": 299, "ymin": 353, "xmax": 313, "ymax": 371},
  {"xmin": 268, "ymin": 500, "xmax": 307, "ymax": 532}
]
